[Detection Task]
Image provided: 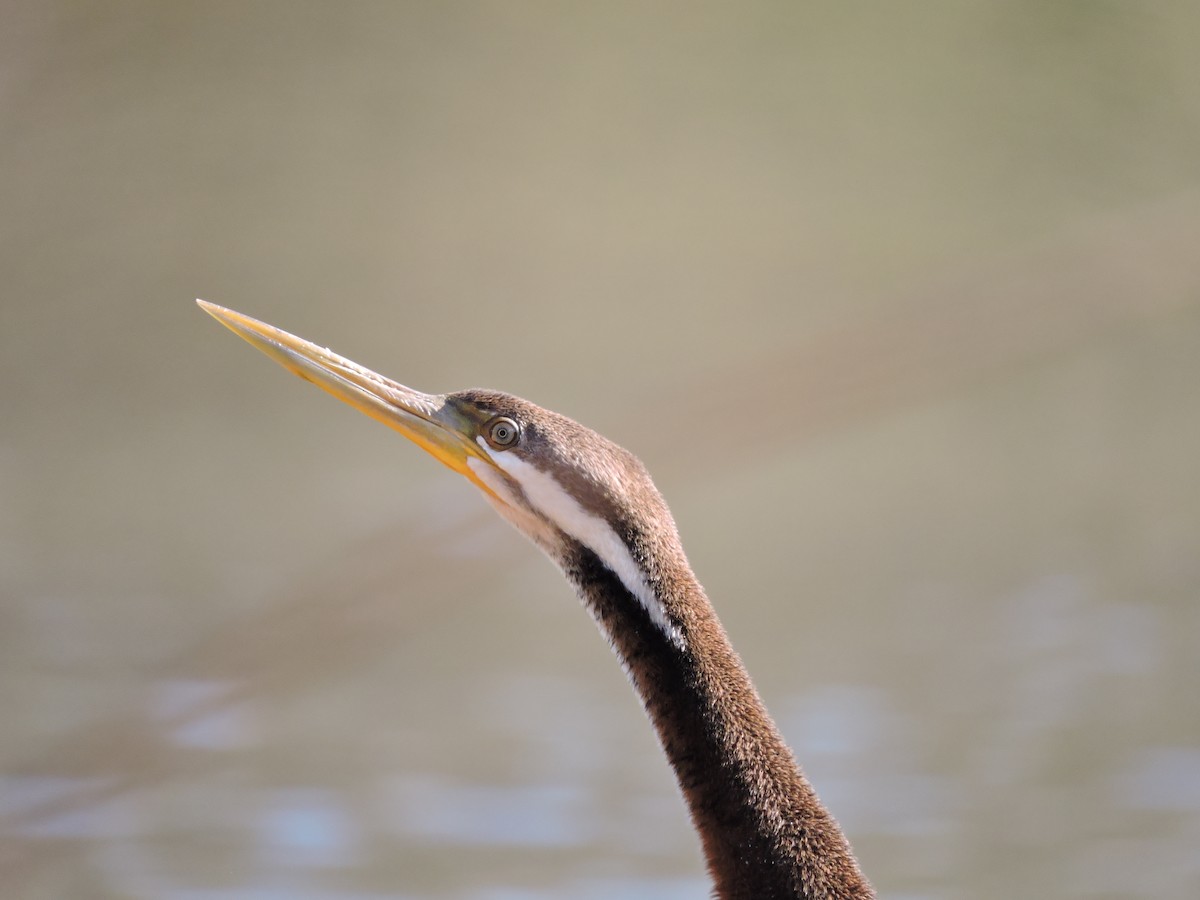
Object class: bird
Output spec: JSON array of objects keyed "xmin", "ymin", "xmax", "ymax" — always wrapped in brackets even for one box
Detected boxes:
[{"xmin": 198, "ymin": 299, "xmax": 875, "ymax": 900}]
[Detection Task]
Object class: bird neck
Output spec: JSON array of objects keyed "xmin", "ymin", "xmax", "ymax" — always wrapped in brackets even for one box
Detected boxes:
[{"xmin": 563, "ymin": 545, "xmax": 874, "ymax": 900}]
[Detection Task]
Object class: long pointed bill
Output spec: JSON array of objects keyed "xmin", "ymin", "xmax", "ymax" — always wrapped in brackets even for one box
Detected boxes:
[{"xmin": 197, "ymin": 300, "xmax": 500, "ymax": 497}]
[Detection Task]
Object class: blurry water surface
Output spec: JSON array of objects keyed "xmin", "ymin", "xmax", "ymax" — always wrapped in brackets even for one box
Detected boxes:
[{"xmin": 3, "ymin": 3, "xmax": 1200, "ymax": 898}]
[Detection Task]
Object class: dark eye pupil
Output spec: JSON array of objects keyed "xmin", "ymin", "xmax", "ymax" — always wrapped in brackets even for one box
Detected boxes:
[{"xmin": 489, "ymin": 418, "xmax": 518, "ymax": 447}]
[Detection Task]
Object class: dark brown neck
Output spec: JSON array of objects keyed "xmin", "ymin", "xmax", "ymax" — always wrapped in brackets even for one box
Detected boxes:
[{"xmin": 564, "ymin": 546, "xmax": 874, "ymax": 900}]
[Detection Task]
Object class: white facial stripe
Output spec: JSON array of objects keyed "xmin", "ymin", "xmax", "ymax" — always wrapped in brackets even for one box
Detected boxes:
[
  {"xmin": 466, "ymin": 456, "xmax": 557, "ymax": 550},
  {"xmin": 474, "ymin": 438, "xmax": 685, "ymax": 650}
]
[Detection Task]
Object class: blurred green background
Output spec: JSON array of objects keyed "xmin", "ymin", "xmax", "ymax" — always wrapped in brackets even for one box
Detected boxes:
[{"xmin": 3, "ymin": 3, "xmax": 1200, "ymax": 898}]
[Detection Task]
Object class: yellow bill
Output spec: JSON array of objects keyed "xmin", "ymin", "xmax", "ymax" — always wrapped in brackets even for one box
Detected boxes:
[{"xmin": 196, "ymin": 300, "xmax": 500, "ymax": 497}]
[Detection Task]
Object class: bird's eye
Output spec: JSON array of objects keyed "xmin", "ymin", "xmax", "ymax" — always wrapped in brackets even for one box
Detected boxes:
[{"xmin": 485, "ymin": 416, "xmax": 521, "ymax": 450}]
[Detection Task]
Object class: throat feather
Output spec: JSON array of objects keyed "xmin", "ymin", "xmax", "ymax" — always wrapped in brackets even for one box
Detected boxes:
[{"xmin": 472, "ymin": 439, "xmax": 685, "ymax": 650}]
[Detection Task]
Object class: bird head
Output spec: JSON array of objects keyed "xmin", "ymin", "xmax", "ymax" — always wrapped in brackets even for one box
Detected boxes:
[{"xmin": 198, "ymin": 301, "xmax": 687, "ymax": 647}]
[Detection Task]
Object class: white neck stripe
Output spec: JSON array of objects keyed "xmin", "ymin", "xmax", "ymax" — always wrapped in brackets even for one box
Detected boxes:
[{"xmin": 471, "ymin": 438, "xmax": 685, "ymax": 650}]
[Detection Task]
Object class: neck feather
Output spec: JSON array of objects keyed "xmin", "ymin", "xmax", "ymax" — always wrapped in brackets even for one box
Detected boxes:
[{"xmin": 562, "ymin": 545, "xmax": 874, "ymax": 900}]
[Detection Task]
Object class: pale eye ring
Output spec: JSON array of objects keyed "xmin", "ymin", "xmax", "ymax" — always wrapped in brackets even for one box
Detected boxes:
[{"xmin": 485, "ymin": 416, "xmax": 521, "ymax": 450}]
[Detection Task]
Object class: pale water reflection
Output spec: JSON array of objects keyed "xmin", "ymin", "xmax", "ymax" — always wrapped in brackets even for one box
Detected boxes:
[
  {"xmin": 154, "ymin": 679, "xmax": 257, "ymax": 751},
  {"xmin": 465, "ymin": 878, "xmax": 708, "ymax": 900},
  {"xmin": 260, "ymin": 789, "xmax": 362, "ymax": 868},
  {"xmin": 384, "ymin": 777, "xmax": 589, "ymax": 847},
  {"xmin": 5, "ymin": 777, "xmax": 127, "ymax": 840}
]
